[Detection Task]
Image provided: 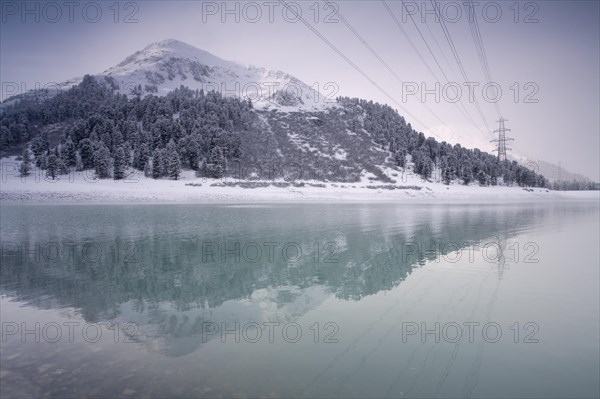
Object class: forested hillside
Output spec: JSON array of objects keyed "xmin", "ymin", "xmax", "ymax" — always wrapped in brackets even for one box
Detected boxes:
[
  {"xmin": 1, "ymin": 75, "xmax": 252, "ymax": 180},
  {"xmin": 339, "ymin": 97, "xmax": 546, "ymax": 187},
  {"xmin": 1, "ymin": 75, "xmax": 546, "ymax": 187}
]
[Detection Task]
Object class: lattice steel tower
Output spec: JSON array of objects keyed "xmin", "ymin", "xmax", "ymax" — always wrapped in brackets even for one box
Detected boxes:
[{"xmin": 491, "ymin": 117, "xmax": 514, "ymax": 162}]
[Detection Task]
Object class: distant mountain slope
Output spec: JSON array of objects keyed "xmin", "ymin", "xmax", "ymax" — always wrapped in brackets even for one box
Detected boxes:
[
  {"xmin": 0, "ymin": 40, "xmax": 565, "ymax": 188},
  {"xmin": 522, "ymin": 158, "xmax": 591, "ymax": 183},
  {"xmin": 0, "ymin": 76, "xmax": 547, "ymax": 189}
]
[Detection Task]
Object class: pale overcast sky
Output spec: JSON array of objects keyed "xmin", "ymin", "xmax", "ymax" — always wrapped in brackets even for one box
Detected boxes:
[{"xmin": 1, "ymin": 0, "xmax": 598, "ymax": 179}]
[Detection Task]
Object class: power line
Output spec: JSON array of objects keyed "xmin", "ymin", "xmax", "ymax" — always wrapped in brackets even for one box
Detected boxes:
[
  {"xmin": 401, "ymin": 1, "xmax": 450, "ymax": 83},
  {"xmin": 381, "ymin": 0, "xmax": 442, "ymax": 83},
  {"xmin": 464, "ymin": 0, "xmax": 502, "ymax": 116},
  {"xmin": 424, "ymin": 20, "xmax": 461, "ymax": 84},
  {"xmin": 323, "ymin": 0, "xmax": 452, "ymax": 132},
  {"xmin": 430, "ymin": 0, "xmax": 493, "ymax": 136},
  {"xmin": 434, "ymin": 2, "xmax": 492, "ymax": 135},
  {"xmin": 324, "ymin": 0, "xmax": 403, "ymax": 86},
  {"xmin": 383, "ymin": 0, "xmax": 486, "ymax": 140},
  {"xmin": 277, "ymin": 0, "xmax": 438, "ymax": 137},
  {"xmin": 398, "ymin": 0, "xmax": 486, "ymax": 134},
  {"xmin": 465, "ymin": 2, "xmax": 491, "ymax": 82},
  {"xmin": 383, "ymin": 0, "xmax": 494, "ymax": 144}
]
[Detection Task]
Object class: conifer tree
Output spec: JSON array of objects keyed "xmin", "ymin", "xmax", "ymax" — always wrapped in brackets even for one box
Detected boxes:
[
  {"xmin": 206, "ymin": 146, "xmax": 225, "ymax": 178},
  {"xmin": 61, "ymin": 139, "xmax": 77, "ymax": 167},
  {"xmin": 152, "ymin": 148, "xmax": 163, "ymax": 179},
  {"xmin": 113, "ymin": 146, "xmax": 126, "ymax": 180},
  {"xmin": 79, "ymin": 138, "xmax": 95, "ymax": 169},
  {"xmin": 46, "ymin": 153, "xmax": 59, "ymax": 180},
  {"xmin": 19, "ymin": 148, "xmax": 32, "ymax": 177},
  {"xmin": 167, "ymin": 148, "xmax": 182, "ymax": 180},
  {"xmin": 94, "ymin": 144, "xmax": 111, "ymax": 179}
]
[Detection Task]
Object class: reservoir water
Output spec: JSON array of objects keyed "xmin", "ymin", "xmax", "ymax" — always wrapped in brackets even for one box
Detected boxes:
[{"xmin": 1, "ymin": 201, "xmax": 598, "ymax": 398}]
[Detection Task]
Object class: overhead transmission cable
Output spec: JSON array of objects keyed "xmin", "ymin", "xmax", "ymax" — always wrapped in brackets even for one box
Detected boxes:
[
  {"xmin": 322, "ymin": 0, "xmax": 454, "ymax": 133},
  {"xmin": 429, "ymin": 0, "xmax": 493, "ymax": 136},
  {"xmin": 277, "ymin": 0, "xmax": 438, "ymax": 137},
  {"xmin": 464, "ymin": 0, "xmax": 502, "ymax": 117},
  {"xmin": 397, "ymin": 0, "xmax": 486, "ymax": 134}
]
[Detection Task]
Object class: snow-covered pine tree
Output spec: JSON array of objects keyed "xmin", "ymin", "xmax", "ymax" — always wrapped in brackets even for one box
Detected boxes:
[
  {"xmin": 122, "ymin": 141, "xmax": 132, "ymax": 167},
  {"xmin": 461, "ymin": 159, "xmax": 474, "ymax": 185},
  {"xmin": 0, "ymin": 126, "xmax": 9, "ymax": 147},
  {"xmin": 476, "ymin": 169, "xmax": 487, "ymax": 186},
  {"xmin": 113, "ymin": 146, "xmax": 126, "ymax": 180},
  {"xmin": 112, "ymin": 129, "xmax": 124, "ymax": 153},
  {"xmin": 152, "ymin": 148, "xmax": 163, "ymax": 179},
  {"xmin": 144, "ymin": 159, "xmax": 152, "ymax": 177},
  {"xmin": 31, "ymin": 134, "xmax": 49, "ymax": 168},
  {"xmin": 75, "ymin": 153, "xmax": 84, "ymax": 171},
  {"xmin": 186, "ymin": 133, "xmax": 202, "ymax": 170},
  {"xmin": 159, "ymin": 148, "xmax": 168, "ymax": 177},
  {"xmin": 167, "ymin": 148, "xmax": 182, "ymax": 180},
  {"xmin": 206, "ymin": 146, "xmax": 225, "ymax": 178},
  {"xmin": 61, "ymin": 139, "xmax": 77, "ymax": 167},
  {"xmin": 19, "ymin": 148, "xmax": 32, "ymax": 177},
  {"xmin": 78, "ymin": 138, "xmax": 95, "ymax": 169},
  {"xmin": 440, "ymin": 156, "xmax": 452, "ymax": 185},
  {"xmin": 46, "ymin": 153, "xmax": 59, "ymax": 180},
  {"xmin": 395, "ymin": 147, "xmax": 407, "ymax": 168},
  {"xmin": 413, "ymin": 148, "xmax": 432, "ymax": 179},
  {"xmin": 51, "ymin": 147, "xmax": 68, "ymax": 176},
  {"xmin": 133, "ymin": 143, "xmax": 150, "ymax": 171},
  {"xmin": 94, "ymin": 144, "xmax": 111, "ymax": 179}
]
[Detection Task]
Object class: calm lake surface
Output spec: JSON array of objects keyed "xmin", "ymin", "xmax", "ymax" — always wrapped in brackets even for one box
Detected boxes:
[{"xmin": 1, "ymin": 201, "xmax": 598, "ymax": 398}]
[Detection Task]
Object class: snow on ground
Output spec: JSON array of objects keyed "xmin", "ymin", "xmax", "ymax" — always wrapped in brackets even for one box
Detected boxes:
[
  {"xmin": 1, "ymin": 157, "xmax": 598, "ymax": 204},
  {"xmin": 333, "ymin": 148, "xmax": 347, "ymax": 160}
]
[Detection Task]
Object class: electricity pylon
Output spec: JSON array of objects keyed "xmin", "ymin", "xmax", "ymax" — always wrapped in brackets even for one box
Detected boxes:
[{"xmin": 491, "ymin": 117, "xmax": 514, "ymax": 162}]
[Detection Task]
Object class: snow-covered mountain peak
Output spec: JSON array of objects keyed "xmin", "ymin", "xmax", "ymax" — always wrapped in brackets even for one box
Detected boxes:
[
  {"xmin": 1, "ymin": 39, "xmax": 333, "ymax": 111},
  {"xmin": 93, "ymin": 39, "xmax": 331, "ymax": 111},
  {"xmin": 106, "ymin": 39, "xmax": 238, "ymax": 75}
]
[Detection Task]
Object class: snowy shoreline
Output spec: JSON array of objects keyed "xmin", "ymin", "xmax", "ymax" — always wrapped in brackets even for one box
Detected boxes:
[
  {"xmin": 2, "ymin": 177, "xmax": 598, "ymax": 205},
  {"xmin": 2, "ymin": 189, "xmax": 598, "ymax": 205},
  {"xmin": 2, "ymin": 157, "xmax": 598, "ymax": 205}
]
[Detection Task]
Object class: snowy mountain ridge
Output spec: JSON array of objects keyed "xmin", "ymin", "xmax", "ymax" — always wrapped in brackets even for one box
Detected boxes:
[
  {"xmin": 89, "ymin": 39, "xmax": 331, "ymax": 111},
  {"xmin": 2, "ymin": 39, "xmax": 331, "ymax": 112},
  {"xmin": 111, "ymin": 39, "xmax": 239, "ymax": 71}
]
